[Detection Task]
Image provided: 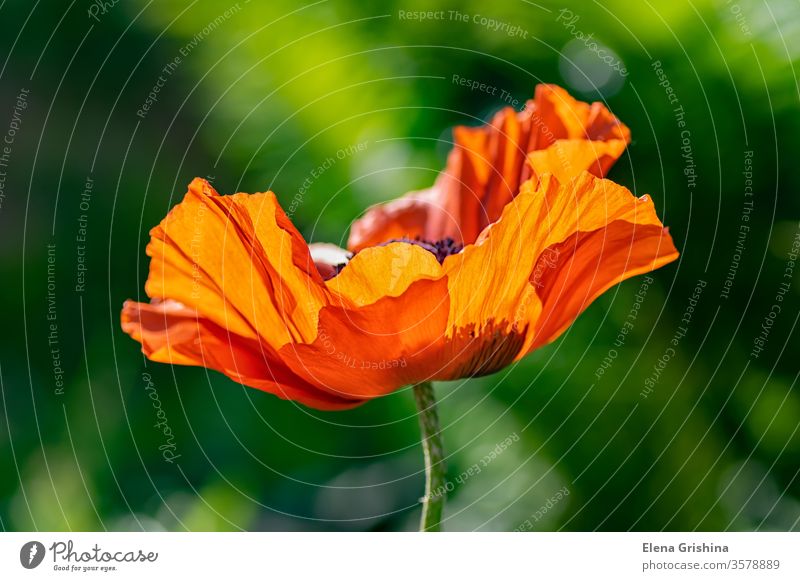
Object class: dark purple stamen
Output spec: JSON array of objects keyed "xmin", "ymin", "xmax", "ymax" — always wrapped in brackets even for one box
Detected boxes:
[
  {"xmin": 382, "ymin": 236, "xmax": 464, "ymax": 264},
  {"xmin": 325, "ymin": 237, "xmax": 462, "ymax": 281}
]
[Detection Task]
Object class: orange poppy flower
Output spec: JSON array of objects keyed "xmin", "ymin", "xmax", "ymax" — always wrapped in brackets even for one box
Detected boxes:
[{"xmin": 121, "ymin": 85, "xmax": 678, "ymax": 411}]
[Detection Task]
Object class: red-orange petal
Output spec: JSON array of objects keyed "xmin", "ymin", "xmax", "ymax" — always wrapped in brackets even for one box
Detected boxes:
[
  {"xmin": 123, "ymin": 180, "xmax": 453, "ymax": 406},
  {"xmin": 348, "ymin": 84, "xmax": 631, "ymax": 251},
  {"xmin": 122, "ymin": 179, "xmax": 350, "ymax": 408},
  {"xmin": 121, "ymin": 299, "xmax": 362, "ymax": 409},
  {"xmin": 526, "ymin": 220, "xmax": 677, "ymax": 353},
  {"xmin": 433, "ymin": 172, "xmax": 677, "ymax": 376},
  {"xmin": 279, "ymin": 242, "xmax": 450, "ymax": 399},
  {"xmin": 143, "ymin": 178, "xmax": 327, "ymax": 348},
  {"xmin": 531, "ymin": 84, "xmax": 631, "ymax": 143}
]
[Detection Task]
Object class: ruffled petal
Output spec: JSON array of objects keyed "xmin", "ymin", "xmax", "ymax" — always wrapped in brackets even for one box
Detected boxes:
[
  {"xmin": 433, "ymin": 172, "xmax": 677, "ymax": 377},
  {"xmin": 279, "ymin": 275, "xmax": 451, "ymax": 399},
  {"xmin": 526, "ymin": 219, "xmax": 678, "ymax": 353},
  {"xmin": 276, "ymin": 242, "xmax": 449, "ymax": 398},
  {"xmin": 532, "ymin": 84, "xmax": 630, "ymax": 143},
  {"xmin": 527, "ymin": 139, "xmax": 628, "ymax": 184},
  {"xmin": 346, "ymin": 188, "xmax": 445, "ymax": 252},
  {"xmin": 348, "ymin": 84, "xmax": 630, "ymax": 250},
  {"xmin": 121, "ymin": 299, "xmax": 362, "ymax": 409},
  {"xmin": 123, "ymin": 180, "xmax": 453, "ymax": 407},
  {"xmin": 326, "ymin": 241, "xmax": 443, "ymax": 306},
  {"xmin": 144, "ymin": 178, "xmax": 326, "ymax": 348},
  {"xmin": 123, "ymin": 179, "xmax": 351, "ymax": 408}
]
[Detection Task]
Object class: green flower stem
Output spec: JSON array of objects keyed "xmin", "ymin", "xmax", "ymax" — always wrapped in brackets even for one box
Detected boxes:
[{"xmin": 412, "ymin": 381, "xmax": 445, "ymax": 532}]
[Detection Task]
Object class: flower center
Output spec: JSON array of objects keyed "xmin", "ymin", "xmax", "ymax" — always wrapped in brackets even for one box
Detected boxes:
[
  {"xmin": 319, "ymin": 237, "xmax": 463, "ymax": 281},
  {"xmin": 382, "ymin": 236, "xmax": 464, "ymax": 264}
]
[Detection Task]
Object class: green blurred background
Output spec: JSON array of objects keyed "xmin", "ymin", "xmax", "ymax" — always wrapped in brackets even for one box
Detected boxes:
[{"xmin": 1, "ymin": 0, "xmax": 798, "ymax": 531}]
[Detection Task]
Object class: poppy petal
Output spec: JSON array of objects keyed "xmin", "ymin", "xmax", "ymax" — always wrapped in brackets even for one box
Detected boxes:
[
  {"xmin": 346, "ymin": 189, "xmax": 447, "ymax": 254},
  {"xmin": 531, "ymin": 84, "xmax": 631, "ymax": 143},
  {"xmin": 126, "ymin": 180, "xmax": 454, "ymax": 405},
  {"xmin": 280, "ymin": 242, "xmax": 449, "ymax": 398},
  {"xmin": 527, "ymin": 138, "xmax": 629, "ymax": 184},
  {"xmin": 526, "ymin": 219, "xmax": 678, "ymax": 353},
  {"xmin": 278, "ymin": 275, "xmax": 451, "ymax": 399},
  {"xmin": 438, "ymin": 172, "xmax": 677, "ymax": 372},
  {"xmin": 121, "ymin": 299, "xmax": 362, "ymax": 409},
  {"xmin": 144, "ymin": 178, "xmax": 326, "ymax": 349},
  {"xmin": 326, "ymin": 241, "xmax": 443, "ymax": 306},
  {"xmin": 348, "ymin": 84, "xmax": 630, "ymax": 250}
]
